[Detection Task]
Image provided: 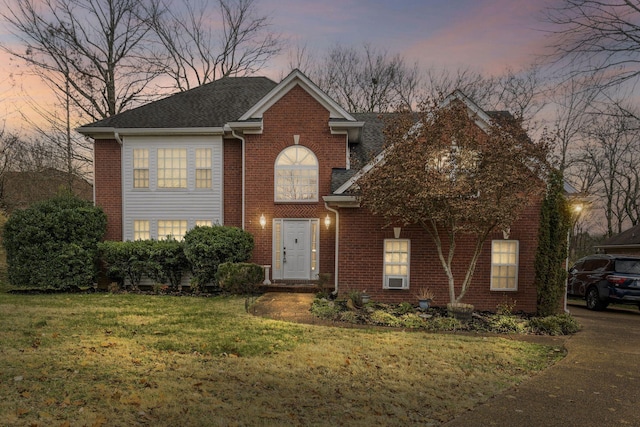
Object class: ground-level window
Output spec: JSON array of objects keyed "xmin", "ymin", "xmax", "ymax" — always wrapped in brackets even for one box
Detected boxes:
[
  {"xmin": 133, "ymin": 220, "xmax": 150, "ymax": 240},
  {"xmin": 195, "ymin": 220, "xmax": 212, "ymax": 227},
  {"xmin": 491, "ymin": 240, "xmax": 519, "ymax": 291},
  {"xmin": 383, "ymin": 239, "xmax": 410, "ymax": 289},
  {"xmin": 158, "ymin": 220, "xmax": 188, "ymax": 241}
]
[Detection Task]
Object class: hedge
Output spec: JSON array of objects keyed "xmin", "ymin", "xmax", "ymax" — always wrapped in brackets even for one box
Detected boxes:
[
  {"xmin": 216, "ymin": 262, "xmax": 264, "ymax": 294},
  {"xmin": 3, "ymin": 193, "xmax": 107, "ymax": 289}
]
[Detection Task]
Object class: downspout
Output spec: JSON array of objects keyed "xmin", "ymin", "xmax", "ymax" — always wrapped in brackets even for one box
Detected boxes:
[
  {"xmin": 114, "ymin": 131, "xmax": 124, "ymax": 241},
  {"xmin": 324, "ymin": 202, "xmax": 340, "ymax": 295},
  {"xmin": 231, "ymin": 129, "xmax": 246, "ymax": 229}
]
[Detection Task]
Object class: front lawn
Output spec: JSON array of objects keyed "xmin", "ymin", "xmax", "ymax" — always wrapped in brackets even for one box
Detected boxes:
[{"xmin": 0, "ymin": 291, "xmax": 565, "ymax": 426}]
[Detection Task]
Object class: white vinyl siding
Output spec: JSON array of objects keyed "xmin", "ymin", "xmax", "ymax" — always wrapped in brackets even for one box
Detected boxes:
[
  {"xmin": 383, "ymin": 239, "xmax": 410, "ymax": 289},
  {"xmin": 491, "ymin": 240, "xmax": 519, "ymax": 291},
  {"xmin": 122, "ymin": 135, "xmax": 223, "ymax": 241}
]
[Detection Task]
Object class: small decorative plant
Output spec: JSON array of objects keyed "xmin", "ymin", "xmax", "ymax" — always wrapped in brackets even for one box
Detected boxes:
[{"xmin": 415, "ymin": 288, "xmax": 434, "ymax": 301}]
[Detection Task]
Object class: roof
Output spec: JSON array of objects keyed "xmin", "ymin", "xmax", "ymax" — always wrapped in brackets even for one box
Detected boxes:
[
  {"xmin": 78, "ymin": 76, "xmax": 277, "ymax": 130},
  {"xmin": 597, "ymin": 224, "xmax": 640, "ymax": 248}
]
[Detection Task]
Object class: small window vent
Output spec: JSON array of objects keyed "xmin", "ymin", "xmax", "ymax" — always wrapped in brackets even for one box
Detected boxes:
[{"xmin": 386, "ymin": 276, "xmax": 406, "ymax": 289}]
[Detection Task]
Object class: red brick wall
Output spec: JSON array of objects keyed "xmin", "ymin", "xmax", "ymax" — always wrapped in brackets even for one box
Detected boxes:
[
  {"xmin": 337, "ymin": 199, "xmax": 542, "ymax": 313},
  {"xmin": 94, "ymin": 139, "xmax": 122, "ymax": 241},
  {"xmin": 223, "ymin": 138, "xmax": 243, "ymax": 227},
  {"xmin": 244, "ymin": 85, "xmax": 346, "ymax": 277}
]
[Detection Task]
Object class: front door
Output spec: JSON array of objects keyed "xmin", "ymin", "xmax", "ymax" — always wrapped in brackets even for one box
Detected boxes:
[
  {"xmin": 283, "ymin": 220, "xmax": 310, "ymax": 280},
  {"xmin": 273, "ymin": 219, "xmax": 319, "ymax": 281}
]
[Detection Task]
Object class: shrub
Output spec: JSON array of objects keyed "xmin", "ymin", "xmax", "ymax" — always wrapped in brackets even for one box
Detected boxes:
[
  {"xmin": 3, "ymin": 193, "xmax": 106, "ymax": 289},
  {"xmin": 98, "ymin": 240, "xmax": 154, "ymax": 290},
  {"xmin": 370, "ymin": 310, "xmax": 401, "ymax": 327},
  {"xmin": 216, "ymin": 262, "xmax": 263, "ymax": 294},
  {"xmin": 146, "ymin": 239, "xmax": 188, "ymax": 290},
  {"xmin": 529, "ymin": 314, "xmax": 580, "ymax": 336},
  {"xmin": 310, "ymin": 298, "xmax": 342, "ymax": 320},
  {"xmin": 183, "ymin": 226, "xmax": 254, "ymax": 290}
]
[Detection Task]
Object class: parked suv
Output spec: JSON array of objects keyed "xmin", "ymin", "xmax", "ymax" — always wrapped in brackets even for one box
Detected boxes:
[{"xmin": 567, "ymin": 254, "xmax": 640, "ymax": 310}]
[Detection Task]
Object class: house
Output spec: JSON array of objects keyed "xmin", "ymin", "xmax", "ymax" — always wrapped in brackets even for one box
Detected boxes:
[
  {"xmin": 1, "ymin": 168, "xmax": 93, "ymax": 214},
  {"xmin": 595, "ymin": 224, "xmax": 640, "ymax": 256},
  {"xmin": 77, "ymin": 70, "xmax": 544, "ymax": 312}
]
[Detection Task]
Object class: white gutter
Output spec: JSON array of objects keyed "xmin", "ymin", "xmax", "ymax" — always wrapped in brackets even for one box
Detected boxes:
[
  {"xmin": 232, "ymin": 129, "xmax": 247, "ymax": 229},
  {"xmin": 113, "ymin": 131, "xmax": 123, "ymax": 145},
  {"xmin": 324, "ymin": 202, "xmax": 340, "ymax": 295}
]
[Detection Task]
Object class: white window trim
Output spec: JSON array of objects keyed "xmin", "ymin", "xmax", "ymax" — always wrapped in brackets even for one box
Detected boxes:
[
  {"xmin": 490, "ymin": 239, "xmax": 519, "ymax": 291},
  {"xmin": 383, "ymin": 239, "xmax": 410, "ymax": 289}
]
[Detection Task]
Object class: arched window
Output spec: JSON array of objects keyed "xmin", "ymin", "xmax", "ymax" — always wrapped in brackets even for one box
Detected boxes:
[{"xmin": 275, "ymin": 145, "xmax": 318, "ymax": 201}]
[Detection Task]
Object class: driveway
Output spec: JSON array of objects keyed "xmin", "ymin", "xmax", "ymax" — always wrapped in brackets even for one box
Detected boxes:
[{"xmin": 444, "ymin": 303, "xmax": 640, "ymax": 426}]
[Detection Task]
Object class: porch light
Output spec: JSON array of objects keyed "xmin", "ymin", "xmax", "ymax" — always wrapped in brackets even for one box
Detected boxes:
[
  {"xmin": 259, "ymin": 214, "xmax": 266, "ymax": 229},
  {"xmin": 324, "ymin": 214, "xmax": 331, "ymax": 229}
]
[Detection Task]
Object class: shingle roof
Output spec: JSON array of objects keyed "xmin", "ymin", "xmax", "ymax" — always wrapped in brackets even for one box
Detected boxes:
[
  {"xmin": 80, "ymin": 76, "xmax": 277, "ymax": 129},
  {"xmin": 599, "ymin": 224, "xmax": 640, "ymax": 247}
]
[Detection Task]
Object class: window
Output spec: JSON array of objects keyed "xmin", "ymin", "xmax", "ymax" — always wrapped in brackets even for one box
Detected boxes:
[
  {"xmin": 491, "ymin": 240, "xmax": 519, "ymax": 291},
  {"xmin": 133, "ymin": 220, "xmax": 150, "ymax": 240},
  {"xmin": 195, "ymin": 148, "xmax": 212, "ymax": 189},
  {"xmin": 158, "ymin": 220, "xmax": 187, "ymax": 241},
  {"xmin": 383, "ymin": 239, "xmax": 410, "ymax": 289},
  {"xmin": 133, "ymin": 149, "xmax": 149, "ymax": 188},
  {"xmin": 195, "ymin": 220, "xmax": 212, "ymax": 227},
  {"xmin": 275, "ymin": 146, "xmax": 318, "ymax": 201},
  {"xmin": 157, "ymin": 148, "xmax": 187, "ymax": 188}
]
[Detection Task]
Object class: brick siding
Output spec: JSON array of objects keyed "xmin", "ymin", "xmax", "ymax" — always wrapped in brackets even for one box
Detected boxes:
[{"xmin": 94, "ymin": 139, "xmax": 122, "ymax": 241}]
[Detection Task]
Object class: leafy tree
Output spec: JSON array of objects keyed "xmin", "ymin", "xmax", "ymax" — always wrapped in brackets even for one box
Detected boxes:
[
  {"xmin": 358, "ymin": 95, "xmax": 550, "ymax": 304},
  {"xmin": 535, "ymin": 170, "xmax": 572, "ymax": 316}
]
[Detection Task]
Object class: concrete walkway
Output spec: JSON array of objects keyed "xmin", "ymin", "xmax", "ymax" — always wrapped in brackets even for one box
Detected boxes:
[{"xmin": 444, "ymin": 303, "xmax": 640, "ymax": 427}]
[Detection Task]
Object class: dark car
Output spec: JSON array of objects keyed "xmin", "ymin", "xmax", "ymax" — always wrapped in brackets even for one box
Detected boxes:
[{"xmin": 567, "ymin": 254, "xmax": 640, "ymax": 311}]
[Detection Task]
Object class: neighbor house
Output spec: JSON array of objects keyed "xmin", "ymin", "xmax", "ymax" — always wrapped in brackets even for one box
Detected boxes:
[
  {"xmin": 596, "ymin": 224, "xmax": 640, "ymax": 256},
  {"xmin": 77, "ymin": 70, "xmax": 545, "ymax": 312}
]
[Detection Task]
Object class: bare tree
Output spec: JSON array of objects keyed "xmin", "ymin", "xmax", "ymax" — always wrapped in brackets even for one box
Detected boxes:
[
  {"xmin": 494, "ymin": 66, "xmax": 547, "ymax": 129},
  {"xmin": 1, "ymin": 0, "xmax": 161, "ymax": 121},
  {"xmin": 148, "ymin": 0, "xmax": 281, "ymax": 91},
  {"xmin": 544, "ymin": 0, "xmax": 640, "ymax": 91},
  {"xmin": 575, "ymin": 106, "xmax": 640, "ymax": 236},
  {"xmin": 310, "ymin": 43, "xmax": 421, "ymax": 112},
  {"xmin": 423, "ymin": 66, "xmax": 496, "ymax": 107}
]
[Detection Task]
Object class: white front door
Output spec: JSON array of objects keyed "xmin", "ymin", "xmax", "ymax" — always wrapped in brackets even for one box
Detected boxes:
[
  {"xmin": 273, "ymin": 219, "xmax": 319, "ymax": 281},
  {"xmin": 283, "ymin": 220, "xmax": 310, "ymax": 280}
]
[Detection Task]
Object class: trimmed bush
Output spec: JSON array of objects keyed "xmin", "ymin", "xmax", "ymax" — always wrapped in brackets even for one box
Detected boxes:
[
  {"xmin": 99, "ymin": 239, "xmax": 189, "ymax": 291},
  {"xmin": 98, "ymin": 240, "xmax": 153, "ymax": 290},
  {"xmin": 183, "ymin": 225, "xmax": 254, "ymax": 290},
  {"xmin": 146, "ymin": 239, "xmax": 189, "ymax": 290},
  {"xmin": 215, "ymin": 262, "xmax": 263, "ymax": 294},
  {"xmin": 3, "ymin": 193, "xmax": 106, "ymax": 289},
  {"xmin": 529, "ymin": 314, "xmax": 580, "ymax": 336}
]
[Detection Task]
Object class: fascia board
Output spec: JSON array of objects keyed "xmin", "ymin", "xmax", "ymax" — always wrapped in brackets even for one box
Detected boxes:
[
  {"xmin": 239, "ymin": 69, "xmax": 357, "ymax": 121},
  {"xmin": 323, "ymin": 195, "xmax": 360, "ymax": 208},
  {"xmin": 76, "ymin": 127, "xmax": 225, "ymax": 138}
]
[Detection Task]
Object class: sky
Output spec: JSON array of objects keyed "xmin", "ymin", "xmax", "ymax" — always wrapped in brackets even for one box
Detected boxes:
[
  {"xmin": 259, "ymin": 0, "xmax": 553, "ymax": 77},
  {"xmin": 0, "ymin": 0, "xmax": 555, "ymax": 131}
]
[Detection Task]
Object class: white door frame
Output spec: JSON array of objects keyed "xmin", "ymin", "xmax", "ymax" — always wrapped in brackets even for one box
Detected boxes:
[{"xmin": 272, "ymin": 218, "xmax": 319, "ymax": 280}]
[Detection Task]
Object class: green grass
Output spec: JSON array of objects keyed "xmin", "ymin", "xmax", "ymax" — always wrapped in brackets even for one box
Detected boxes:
[{"xmin": 0, "ymin": 291, "xmax": 565, "ymax": 426}]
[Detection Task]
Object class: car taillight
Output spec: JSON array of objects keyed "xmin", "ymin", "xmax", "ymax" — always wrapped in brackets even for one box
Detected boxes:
[{"xmin": 607, "ymin": 276, "xmax": 627, "ymax": 285}]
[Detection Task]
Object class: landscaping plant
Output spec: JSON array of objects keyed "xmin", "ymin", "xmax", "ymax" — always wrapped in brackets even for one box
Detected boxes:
[{"xmin": 2, "ymin": 193, "xmax": 106, "ymax": 290}]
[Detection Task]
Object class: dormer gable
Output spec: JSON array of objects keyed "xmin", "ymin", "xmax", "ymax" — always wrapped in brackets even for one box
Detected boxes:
[{"xmin": 228, "ymin": 69, "xmax": 364, "ymax": 142}]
